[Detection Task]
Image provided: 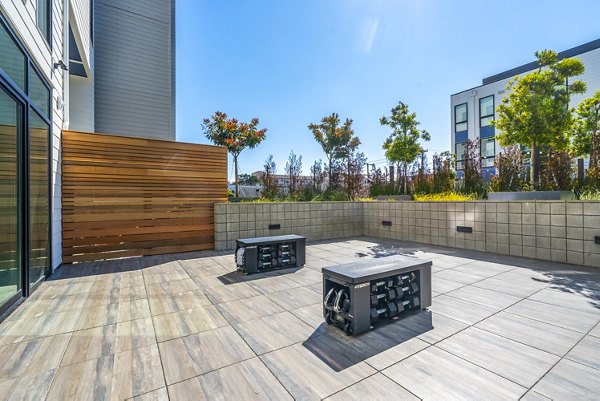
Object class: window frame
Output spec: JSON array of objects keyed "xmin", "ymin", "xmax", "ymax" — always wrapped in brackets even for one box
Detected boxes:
[
  {"xmin": 479, "ymin": 95, "xmax": 494, "ymax": 127},
  {"xmin": 454, "ymin": 103, "xmax": 468, "ymax": 133}
]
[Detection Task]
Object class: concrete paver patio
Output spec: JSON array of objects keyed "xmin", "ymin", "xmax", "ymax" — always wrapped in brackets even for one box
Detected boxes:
[{"xmin": 0, "ymin": 237, "xmax": 598, "ymax": 400}]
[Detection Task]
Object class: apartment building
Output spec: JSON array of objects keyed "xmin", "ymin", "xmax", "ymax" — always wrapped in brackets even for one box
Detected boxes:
[
  {"xmin": 450, "ymin": 39, "xmax": 600, "ymax": 179},
  {"xmin": 0, "ymin": 0, "xmax": 174, "ymax": 315}
]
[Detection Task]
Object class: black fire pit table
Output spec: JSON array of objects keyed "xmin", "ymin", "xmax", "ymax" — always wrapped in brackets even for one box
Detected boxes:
[{"xmin": 322, "ymin": 255, "xmax": 432, "ymax": 335}]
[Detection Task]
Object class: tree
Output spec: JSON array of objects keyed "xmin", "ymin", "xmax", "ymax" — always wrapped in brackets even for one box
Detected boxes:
[
  {"xmin": 344, "ymin": 151, "xmax": 367, "ymax": 199},
  {"xmin": 308, "ymin": 113, "xmax": 358, "ymax": 189},
  {"xmin": 380, "ymin": 101, "xmax": 431, "ymax": 195},
  {"xmin": 310, "ymin": 160, "xmax": 326, "ymax": 192},
  {"xmin": 336, "ymin": 133, "xmax": 361, "ymax": 198},
  {"xmin": 572, "ymin": 91, "xmax": 600, "ymax": 175},
  {"xmin": 432, "ymin": 151, "xmax": 455, "ymax": 193},
  {"xmin": 262, "ymin": 155, "xmax": 278, "ymax": 199},
  {"xmin": 238, "ymin": 174, "xmax": 260, "ymax": 185},
  {"xmin": 202, "ymin": 111, "xmax": 267, "ymax": 197},
  {"xmin": 489, "ymin": 145, "xmax": 525, "ymax": 192},
  {"xmin": 285, "ymin": 150, "xmax": 303, "ymax": 196},
  {"xmin": 494, "ymin": 50, "xmax": 586, "ymax": 190},
  {"xmin": 460, "ymin": 139, "xmax": 484, "ymax": 195}
]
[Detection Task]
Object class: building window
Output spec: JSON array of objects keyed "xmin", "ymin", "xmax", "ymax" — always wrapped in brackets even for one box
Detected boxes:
[
  {"xmin": 0, "ymin": 22, "xmax": 26, "ymax": 91},
  {"xmin": 480, "ymin": 95, "xmax": 494, "ymax": 127},
  {"xmin": 455, "ymin": 103, "xmax": 467, "ymax": 132},
  {"xmin": 29, "ymin": 66, "xmax": 50, "ymax": 117},
  {"xmin": 37, "ymin": 0, "xmax": 51, "ymax": 43},
  {"xmin": 455, "ymin": 142, "xmax": 466, "ymax": 170},
  {"xmin": 481, "ymin": 138, "xmax": 495, "ymax": 167}
]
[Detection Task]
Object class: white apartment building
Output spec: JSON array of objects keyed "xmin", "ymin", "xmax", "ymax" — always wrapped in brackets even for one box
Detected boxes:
[
  {"xmin": 0, "ymin": 0, "xmax": 174, "ymax": 314},
  {"xmin": 451, "ymin": 39, "xmax": 600, "ymax": 179}
]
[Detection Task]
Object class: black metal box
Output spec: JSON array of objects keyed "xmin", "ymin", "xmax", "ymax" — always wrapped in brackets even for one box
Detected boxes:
[
  {"xmin": 322, "ymin": 255, "xmax": 432, "ymax": 335},
  {"xmin": 235, "ymin": 235, "xmax": 306, "ymax": 274}
]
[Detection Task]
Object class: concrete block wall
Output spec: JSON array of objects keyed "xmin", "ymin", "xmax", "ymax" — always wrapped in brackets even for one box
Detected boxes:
[
  {"xmin": 214, "ymin": 201, "xmax": 600, "ymax": 268},
  {"xmin": 214, "ymin": 202, "xmax": 363, "ymax": 250},
  {"xmin": 364, "ymin": 201, "xmax": 600, "ymax": 268}
]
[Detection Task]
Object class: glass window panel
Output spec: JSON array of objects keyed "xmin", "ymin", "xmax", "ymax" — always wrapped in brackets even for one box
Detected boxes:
[
  {"xmin": 0, "ymin": 87, "xmax": 22, "ymax": 305},
  {"xmin": 480, "ymin": 116, "xmax": 493, "ymax": 127},
  {"xmin": 455, "ymin": 122, "xmax": 467, "ymax": 132},
  {"xmin": 455, "ymin": 103, "xmax": 467, "ymax": 123},
  {"xmin": 482, "ymin": 158, "xmax": 495, "ymax": 167},
  {"xmin": 37, "ymin": 0, "xmax": 50, "ymax": 42},
  {"xmin": 0, "ymin": 23, "xmax": 26, "ymax": 91},
  {"xmin": 456, "ymin": 142, "xmax": 466, "ymax": 161},
  {"xmin": 29, "ymin": 67, "xmax": 50, "ymax": 117},
  {"xmin": 480, "ymin": 138, "xmax": 495, "ymax": 158},
  {"xmin": 29, "ymin": 109, "xmax": 49, "ymax": 286},
  {"xmin": 456, "ymin": 160, "xmax": 464, "ymax": 170},
  {"xmin": 480, "ymin": 96, "xmax": 494, "ymax": 117}
]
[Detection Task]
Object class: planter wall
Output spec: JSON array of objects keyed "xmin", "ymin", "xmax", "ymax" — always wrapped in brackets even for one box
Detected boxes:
[
  {"xmin": 214, "ymin": 202, "xmax": 363, "ymax": 250},
  {"xmin": 488, "ymin": 191, "xmax": 576, "ymax": 201},
  {"xmin": 215, "ymin": 200, "xmax": 600, "ymax": 268}
]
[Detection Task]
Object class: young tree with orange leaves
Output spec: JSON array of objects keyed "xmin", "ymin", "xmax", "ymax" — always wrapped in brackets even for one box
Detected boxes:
[{"xmin": 202, "ymin": 111, "xmax": 267, "ymax": 197}]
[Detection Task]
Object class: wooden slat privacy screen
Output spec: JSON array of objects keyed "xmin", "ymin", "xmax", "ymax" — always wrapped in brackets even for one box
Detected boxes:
[{"xmin": 62, "ymin": 131, "xmax": 228, "ymax": 263}]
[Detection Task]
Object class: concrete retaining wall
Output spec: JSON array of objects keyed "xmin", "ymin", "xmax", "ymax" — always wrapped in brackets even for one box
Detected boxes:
[
  {"xmin": 214, "ymin": 202, "xmax": 363, "ymax": 251},
  {"xmin": 215, "ymin": 201, "xmax": 600, "ymax": 268}
]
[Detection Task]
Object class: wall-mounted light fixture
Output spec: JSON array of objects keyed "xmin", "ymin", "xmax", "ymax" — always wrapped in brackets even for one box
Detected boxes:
[{"xmin": 53, "ymin": 60, "xmax": 68, "ymax": 71}]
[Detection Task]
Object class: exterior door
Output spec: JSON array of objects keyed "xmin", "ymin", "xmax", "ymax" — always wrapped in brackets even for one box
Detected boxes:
[
  {"xmin": 0, "ymin": 15, "xmax": 52, "ymax": 316},
  {"xmin": 0, "ymin": 85, "xmax": 23, "ymax": 310}
]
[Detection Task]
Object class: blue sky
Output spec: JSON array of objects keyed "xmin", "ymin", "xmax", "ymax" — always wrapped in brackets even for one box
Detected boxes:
[{"xmin": 176, "ymin": 0, "xmax": 600, "ymax": 180}]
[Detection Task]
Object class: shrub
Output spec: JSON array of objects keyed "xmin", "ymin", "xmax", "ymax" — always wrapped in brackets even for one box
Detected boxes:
[
  {"xmin": 432, "ymin": 152, "xmax": 455, "ymax": 193},
  {"xmin": 540, "ymin": 150, "xmax": 573, "ymax": 191},
  {"xmin": 488, "ymin": 145, "xmax": 525, "ymax": 192},
  {"xmin": 311, "ymin": 188, "xmax": 348, "ymax": 201},
  {"xmin": 369, "ymin": 182, "xmax": 399, "ymax": 197},
  {"xmin": 413, "ymin": 192, "xmax": 476, "ymax": 201},
  {"xmin": 460, "ymin": 139, "xmax": 485, "ymax": 196},
  {"xmin": 578, "ymin": 189, "xmax": 600, "ymax": 200}
]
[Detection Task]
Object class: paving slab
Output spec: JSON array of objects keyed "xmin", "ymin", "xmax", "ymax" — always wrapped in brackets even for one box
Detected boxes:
[
  {"xmin": 260, "ymin": 343, "xmax": 376, "ymax": 400},
  {"xmin": 445, "ymin": 285, "xmax": 522, "ymax": 309},
  {"xmin": 429, "ymin": 294, "xmax": 498, "ymax": 325},
  {"xmin": 505, "ymin": 299, "xmax": 599, "ymax": 333},
  {"xmin": 475, "ymin": 311, "xmax": 585, "ymax": 356},
  {"xmin": 167, "ymin": 358, "xmax": 292, "ymax": 401},
  {"xmin": 436, "ymin": 327, "xmax": 560, "ymax": 388},
  {"xmin": 234, "ymin": 311, "xmax": 314, "ymax": 354},
  {"xmin": 324, "ymin": 373, "xmax": 418, "ymax": 401},
  {"xmin": 565, "ymin": 335, "xmax": 600, "ymax": 370},
  {"xmin": 531, "ymin": 358, "xmax": 600, "ymax": 401},
  {"xmin": 383, "ymin": 346, "xmax": 527, "ymax": 401}
]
